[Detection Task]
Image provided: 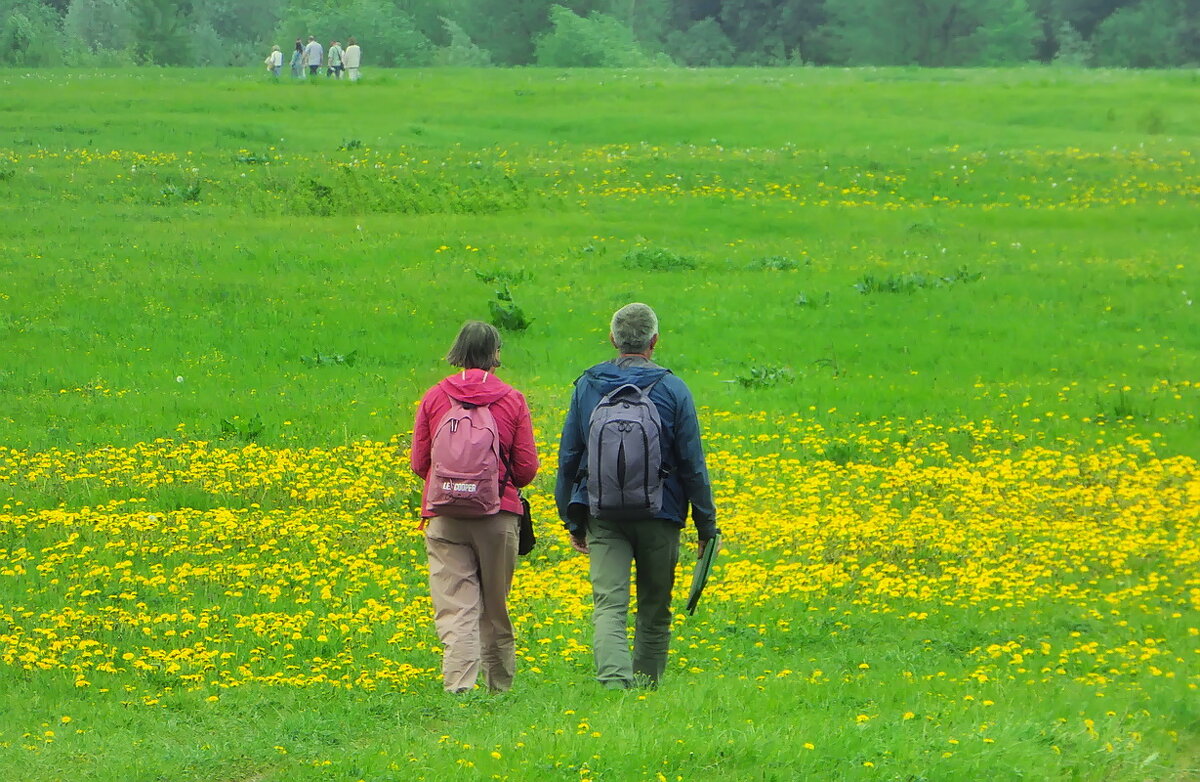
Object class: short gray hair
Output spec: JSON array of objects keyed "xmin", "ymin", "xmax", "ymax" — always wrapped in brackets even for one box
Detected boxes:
[{"xmin": 610, "ymin": 303, "xmax": 659, "ymax": 354}]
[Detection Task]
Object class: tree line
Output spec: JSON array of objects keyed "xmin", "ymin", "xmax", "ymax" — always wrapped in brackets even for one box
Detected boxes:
[{"xmin": 2, "ymin": 0, "xmax": 1197, "ymax": 68}]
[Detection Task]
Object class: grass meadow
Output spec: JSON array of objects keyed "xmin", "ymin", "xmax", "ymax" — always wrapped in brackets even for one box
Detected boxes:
[{"xmin": 0, "ymin": 66, "xmax": 1197, "ymax": 780}]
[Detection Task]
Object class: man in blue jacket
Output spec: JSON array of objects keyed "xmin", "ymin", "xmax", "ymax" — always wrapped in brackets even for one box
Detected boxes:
[{"xmin": 556, "ymin": 303, "xmax": 719, "ymax": 689}]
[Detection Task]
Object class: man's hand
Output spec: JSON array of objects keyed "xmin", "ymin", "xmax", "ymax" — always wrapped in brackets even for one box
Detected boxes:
[
  {"xmin": 698, "ymin": 537, "xmax": 719, "ymax": 559},
  {"xmin": 569, "ymin": 535, "xmax": 590, "ymax": 555}
]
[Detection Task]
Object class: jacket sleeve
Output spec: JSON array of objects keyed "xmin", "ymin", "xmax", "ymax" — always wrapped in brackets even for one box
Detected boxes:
[
  {"xmin": 672, "ymin": 383, "xmax": 719, "ymax": 540},
  {"xmin": 555, "ymin": 382, "xmax": 587, "ymax": 531},
  {"xmin": 507, "ymin": 394, "xmax": 539, "ymax": 488},
  {"xmin": 410, "ymin": 392, "xmax": 432, "ymax": 479}
]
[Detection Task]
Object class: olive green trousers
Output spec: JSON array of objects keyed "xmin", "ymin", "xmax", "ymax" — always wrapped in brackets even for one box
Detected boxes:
[{"xmin": 586, "ymin": 517, "xmax": 681, "ymax": 688}]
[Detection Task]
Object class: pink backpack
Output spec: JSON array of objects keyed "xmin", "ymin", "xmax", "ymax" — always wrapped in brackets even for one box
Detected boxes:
[{"xmin": 427, "ymin": 380, "xmax": 506, "ymax": 518}]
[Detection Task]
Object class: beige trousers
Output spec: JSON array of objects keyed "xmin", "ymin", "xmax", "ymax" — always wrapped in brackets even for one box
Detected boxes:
[{"xmin": 424, "ymin": 512, "xmax": 518, "ymax": 693}]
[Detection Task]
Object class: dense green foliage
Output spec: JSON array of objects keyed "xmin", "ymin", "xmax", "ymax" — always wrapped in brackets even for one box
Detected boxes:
[{"xmin": 2, "ymin": 0, "xmax": 1198, "ymax": 67}]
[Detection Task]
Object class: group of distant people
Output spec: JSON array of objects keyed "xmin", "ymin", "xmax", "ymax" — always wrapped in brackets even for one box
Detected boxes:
[{"xmin": 265, "ymin": 36, "xmax": 361, "ymax": 81}]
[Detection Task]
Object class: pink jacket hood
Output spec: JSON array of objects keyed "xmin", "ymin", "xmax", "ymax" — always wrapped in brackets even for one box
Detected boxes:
[
  {"xmin": 438, "ymin": 369, "xmax": 514, "ymax": 406},
  {"xmin": 411, "ymin": 368, "xmax": 539, "ymax": 518}
]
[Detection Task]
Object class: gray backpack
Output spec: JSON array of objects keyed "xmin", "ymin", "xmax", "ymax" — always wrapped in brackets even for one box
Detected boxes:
[{"xmin": 587, "ymin": 376, "xmax": 666, "ymax": 521}]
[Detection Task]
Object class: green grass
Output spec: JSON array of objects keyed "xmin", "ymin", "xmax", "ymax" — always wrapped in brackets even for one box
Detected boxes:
[
  {"xmin": 0, "ymin": 67, "xmax": 1198, "ymax": 781},
  {"xmin": 0, "ymin": 67, "xmax": 1196, "ymax": 455},
  {"xmin": 2, "ymin": 598, "xmax": 1195, "ymax": 780}
]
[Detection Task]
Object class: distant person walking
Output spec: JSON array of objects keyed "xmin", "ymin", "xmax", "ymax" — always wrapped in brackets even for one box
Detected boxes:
[
  {"xmin": 343, "ymin": 38, "xmax": 362, "ymax": 82},
  {"xmin": 411, "ymin": 321, "xmax": 539, "ymax": 693},
  {"xmin": 327, "ymin": 40, "xmax": 344, "ymax": 79},
  {"xmin": 304, "ymin": 36, "xmax": 323, "ymax": 77},
  {"xmin": 556, "ymin": 303, "xmax": 719, "ymax": 690},
  {"xmin": 264, "ymin": 45, "xmax": 282, "ymax": 78},
  {"xmin": 290, "ymin": 39, "xmax": 304, "ymax": 78}
]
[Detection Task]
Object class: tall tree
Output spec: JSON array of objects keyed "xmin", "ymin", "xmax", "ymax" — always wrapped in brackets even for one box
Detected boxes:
[
  {"xmin": 618, "ymin": 0, "xmax": 674, "ymax": 45},
  {"xmin": 459, "ymin": 0, "xmax": 551, "ymax": 64},
  {"xmin": 718, "ymin": 0, "xmax": 828, "ymax": 63},
  {"xmin": 963, "ymin": 0, "xmax": 1042, "ymax": 64},
  {"xmin": 1025, "ymin": 0, "xmax": 1135, "ymax": 60},
  {"xmin": 1038, "ymin": 0, "xmax": 1133, "ymax": 38},
  {"xmin": 1092, "ymin": 0, "xmax": 1193, "ymax": 66},
  {"xmin": 824, "ymin": 0, "xmax": 1039, "ymax": 65},
  {"xmin": 276, "ymin": 0, "xmax": 433, "ymax": 67},
  {"xmin": 196, "ymin": 0, "xmax": 283, "ymax": 45},
  {"xmin": 671, "ymin": 0, "xmax": 722, "ymax": 27},
  {"xmin": 434, "ymin": 15, "xmax": 492, "ymax": 64},
  {"xmin": 129, "ymin": 0, "xmax": 192, "ymax": 64},
  {"xmin": 65, "ymin": 0, "xmax": 133, "ymax": 52},
  {"xmin": 395, "ymin": 0, "xmax": 457, "ymax": 47},
  {"xmin": 1, "ymin": 0, "xmax": 64, "ymax": 64},
  {"xmin": 534, "ymin": 3, "xmax": 653, "ymax": 65},
  {"xmin": 664, "ymin": 16, "xmax": 735, "ymax": 65}
]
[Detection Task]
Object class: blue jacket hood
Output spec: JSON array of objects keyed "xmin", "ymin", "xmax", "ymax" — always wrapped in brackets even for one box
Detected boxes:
[{"xmin": 579, "ymin": 362, "xmax": 671, "ymax": 395}]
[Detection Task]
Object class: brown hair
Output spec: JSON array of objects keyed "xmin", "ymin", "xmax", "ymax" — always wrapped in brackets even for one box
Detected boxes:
[{"xmin": 446, "ymin": 320, "xmax": 502, "ymax": 370}]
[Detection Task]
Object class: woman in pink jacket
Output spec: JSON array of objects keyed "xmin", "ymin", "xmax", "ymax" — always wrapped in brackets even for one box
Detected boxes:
[{"xmin": 411, "ymin": 321, "xmax": 539, "ymax": 693}]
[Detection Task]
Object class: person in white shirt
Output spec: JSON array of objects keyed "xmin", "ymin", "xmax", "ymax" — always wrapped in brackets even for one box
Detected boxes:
[
  {"xmin": 304, "ymin": 36, "xmax": 323, "ymax": 76},
  {"xmin": 343, "ymin": 38, "xmax": 362, "ymax": 82},
  {"xmin": 327, "ymin": 40, "xmax": 344, "ymax": 79},
  {"xmin": 264, "ymin": 45, "xmax": 282, "ymax": 78}
]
